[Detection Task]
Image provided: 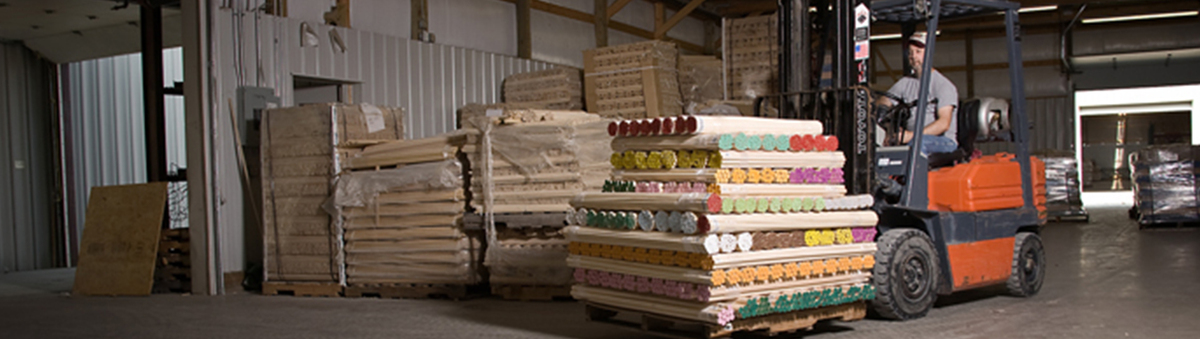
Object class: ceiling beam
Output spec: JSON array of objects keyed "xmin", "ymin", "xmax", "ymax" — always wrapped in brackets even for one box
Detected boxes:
[
  {"xmin": 655, "ymin": 0, "xmax": 705, "ymax": 38},
  {"xmin": 497, "ymin": 0, "xmax": 705, "ymax": 53},
  {"xmin": 654, "ymin": 0, "xmax": 722, "ymax": 22},
  {"xmin": 607, "ymin": 0, "xmax": 636, "ymax": 19}
]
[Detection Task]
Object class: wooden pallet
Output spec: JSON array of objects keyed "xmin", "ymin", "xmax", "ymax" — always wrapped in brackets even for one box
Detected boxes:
[
  {"xmin": 492, "ymin": 284, "xmax": 573, "ymax": 301},
  {"xmin": 344, "ymin": 283, "xmax": 486, "ymax": 300},
  {"xmin": 154, "ymin": 228, "xmax": 192, "ymax": 294},
  {"xmin": 584, "ymin": 301, "xmax": 867, "ymax": 339},
  {"xmin": 262, "ymin": 281, "xmax": 343, "ymax": 297}
]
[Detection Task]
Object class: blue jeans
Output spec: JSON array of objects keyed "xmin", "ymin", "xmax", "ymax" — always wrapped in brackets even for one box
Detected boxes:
[{"xmin": 918, "ymin": 135, "xmax": 958, "ymax": 156}]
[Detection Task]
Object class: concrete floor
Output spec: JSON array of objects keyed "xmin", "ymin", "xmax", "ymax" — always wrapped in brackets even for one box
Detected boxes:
[{"xmin": 1, "ymin": 206, "xmax": 1197, "ymax": 339}]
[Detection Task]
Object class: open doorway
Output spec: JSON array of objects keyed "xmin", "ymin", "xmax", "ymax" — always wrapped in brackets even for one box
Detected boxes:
[
  {"xmin": 1076, "ymin": 84, "xmax": 1200, "ymax": 207},
  {"xmin": 293, "ymin": 76, "xmax": 359, "ymax": 105}
]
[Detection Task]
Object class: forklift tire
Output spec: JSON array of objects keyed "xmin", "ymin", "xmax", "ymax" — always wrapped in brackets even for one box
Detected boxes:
[
  {"xmin": 871, "ymin": 228, "xmax": 940, "ymax": 320},
  {"xmin": 1006, "ymin": 232, "xmax": 1045, "ymax": 297}
]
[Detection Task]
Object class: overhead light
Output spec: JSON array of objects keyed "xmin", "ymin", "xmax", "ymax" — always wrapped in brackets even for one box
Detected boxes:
[
  {"xmin": 1019, "ymin": 5, "xmax": 1057, "ymax": 13},
  {"xmin": 1082, "ymin": 11, "xmax": 1198, "ymax": 24}
]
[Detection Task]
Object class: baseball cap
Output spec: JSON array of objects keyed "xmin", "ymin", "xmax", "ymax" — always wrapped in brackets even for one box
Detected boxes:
[{"xmin": 909, "ymin": 31, "xmax": 927, "ymax": 47}]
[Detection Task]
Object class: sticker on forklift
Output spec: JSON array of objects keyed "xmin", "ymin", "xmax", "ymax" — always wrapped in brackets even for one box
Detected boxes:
[
  {"xmin": 878, "ymin": 158, "xmax": 903, "ymax": 166},
  {"xmin": 854, "ymin": 4, "xmax": 870, "ymax": 60}
]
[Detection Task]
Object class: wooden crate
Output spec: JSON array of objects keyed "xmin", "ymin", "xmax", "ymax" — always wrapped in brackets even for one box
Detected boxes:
[
  {"xmin": 503, "ymin": 68, "xmax": 584, "ymax": 110},
  {"xmin": 584, "ymin": 301, "xmax": 867, "ymax": 339},
  {"xmin": 723, "ymin": 15, "xmax": 778, "ymax": 102},
  {"xmin": 678, "ymin": 55, "xmax": 724, "ymax": 114},
  {"xmin": 262, "ymin": 281, "xmax": 343, "ymax": 297},
  {"xmin": 583, "ymin": 41, "xmax": 682, "ymax": 119}
]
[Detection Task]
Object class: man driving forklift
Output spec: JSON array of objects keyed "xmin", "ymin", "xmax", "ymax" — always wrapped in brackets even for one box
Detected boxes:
[{"xmin": 875, "ymin": 31, "xmax": 959, "ymax": 156}]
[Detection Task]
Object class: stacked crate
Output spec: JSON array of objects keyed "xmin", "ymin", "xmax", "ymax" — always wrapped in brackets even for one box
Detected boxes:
[
  {"xmin": 503, "ymin": 68, "xmax": 584, "ymax": 110},
  {"xmin": 724, "ymin": 15, "xmax": 778, "ymax": 101},
  {"xmin": 260, "ymin": 103, "xmax": 404, "ymax": 296},
  {"xmin": 583, "ymin": 41, "xmax": 682, "ymax": 119},
  {"xmin": 153, "ymin": 228, "xmax": 191, "ymax": 293},
  {"xmin": 678, "ymin": 55, "xmax": 725, "ymax": 115},
  {"xmin": 568, "ymin": 116, "xmax": 877, "ymax": 337},
  {"xmin": 333, "ymin": 133, "xmax": 485, "ymax": 299},
  {"xmin": 461, "ymin": 106, "xmax": 613, "ymax": 299}
]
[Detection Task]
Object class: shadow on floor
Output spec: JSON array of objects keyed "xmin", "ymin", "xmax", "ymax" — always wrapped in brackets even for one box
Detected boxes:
[{"xmin": 0, "ymin": 268, "xmax": 75, "ymax": 297}]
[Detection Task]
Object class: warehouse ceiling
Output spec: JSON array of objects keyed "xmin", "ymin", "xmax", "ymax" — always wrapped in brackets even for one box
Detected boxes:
[{"xmin": 0, "ymin": 0, "xmax": 181, "ymax": 64}]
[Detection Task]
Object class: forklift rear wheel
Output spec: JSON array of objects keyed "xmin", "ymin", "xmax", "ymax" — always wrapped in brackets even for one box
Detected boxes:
[
  {"xmin": 872, "ymin": 229, "xmax": 939, "ymax": 320},
  {"xmin": 1006, "ymin": 232, "xmax": 1045, "ymax": 297}
]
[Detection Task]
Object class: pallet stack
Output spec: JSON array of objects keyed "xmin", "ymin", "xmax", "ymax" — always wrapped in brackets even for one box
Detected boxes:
[
  {"xmin": 260, "ymin": 103, "xmax": 404, "ymax": 297},
  {"xmin": 583, "ymin": 41, "xmax": 682, "ymax": 119},
  {"xmin": 503, "ymin": 68, "xmax": 583, "ymax": 110},
  {"xmin": 724, "ymin": 15, "xmax": 778, "ymax": 101},
  {"xmin": 153, "ymin": 228, "xmax": 191, "ymax": 293},
  {"xmin": 567, "ymin": 116, "xmax": 877, "ymax": 337},
  {"xmin": 1042, "ymin": 156, "xmax": 1088, "ymax": 221},
  {"xmin": 332, "ymin": 133, "xmax": 486, "ymax": 299},
  {"xmin": 461, "ymin": 106, "xmax": 613, "ymax": 300},
  {"xmin": 678, "ymin": 55, "xmax": 724, "ymax": 115},
  {"xmin": 1132, "ymin": 145, "xmax": 1200, "ymax": 226}
]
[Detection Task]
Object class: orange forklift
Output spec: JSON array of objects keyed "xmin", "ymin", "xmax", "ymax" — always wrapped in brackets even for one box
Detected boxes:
[{"xmin": 756, "ymin": 0, "xmax": 1047, "ymax": 320}]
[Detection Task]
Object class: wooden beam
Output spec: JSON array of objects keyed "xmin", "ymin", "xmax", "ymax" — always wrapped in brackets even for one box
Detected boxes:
[
  {"xmin": 656, "ymin": 0, "xmax": 705, "ymax": 39},
  {"xmin": 654, "ymin": 2, "xmax": 665, "ymax": 38},
  {"xmin": 656, "ymin": 0, "xmax": 723, "ymax": 22},
  {"xmin": 608, "ymin": 0, "xmax": 636, "ymax": 19},
  {"xmin": 411, "ymin": 0, "xmax": 428, "ymax": 40},
  {"xmin": 498, "ymin": 0, "xmax": 704, "ymax": 52},
  {"xmin": 874, "ymin": 59, "xmax": 1061, "ymax": 78},
  {"xmin": 517, "ymin": 0, "xmax": 532, "ymax": 58},
  {"xmin": 871, "ymin": 47, "xmax": 899, "ymax": 83},
  {"xmin": 595, "ymin": 0, "xmax": 609, "ymax": 47}
]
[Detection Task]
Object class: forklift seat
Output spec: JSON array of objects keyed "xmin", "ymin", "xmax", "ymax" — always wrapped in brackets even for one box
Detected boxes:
[{"xmin": 927, "ymin": 99, "xmax": 981, "ymax": 168}]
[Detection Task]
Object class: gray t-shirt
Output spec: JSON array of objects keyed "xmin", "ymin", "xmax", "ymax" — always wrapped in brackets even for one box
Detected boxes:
[{"xmin": 887, "ymin": 69, "xmax": 958, "ymax": 143}]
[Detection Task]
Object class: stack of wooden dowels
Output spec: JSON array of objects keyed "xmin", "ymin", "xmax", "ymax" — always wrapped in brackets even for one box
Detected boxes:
[
  {"xmin": 567, "ymin": 115, "xmax": 877, "ymax": 330},
  {"xmin": 502, "ymin": 68, "xmax": 583, "ymax": 110},
  {"xmin": 461, "ymin": 106, "xmax": 614, "ymax": 292},
  {"xmin": 331, "ymin": 133, "xmax": 483, "ymax": 287}
]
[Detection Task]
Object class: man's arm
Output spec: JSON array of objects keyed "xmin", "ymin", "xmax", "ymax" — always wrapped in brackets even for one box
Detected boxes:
[{"xmin": 900, "ymin": 105, "xmax": 954, "ymax": 143}]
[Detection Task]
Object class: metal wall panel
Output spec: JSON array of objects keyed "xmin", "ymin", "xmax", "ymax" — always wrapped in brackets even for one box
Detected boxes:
[
  {"xmin": 207, "ymin": 11, "xmax": 566, "ymax": 274},
  {"xmin": 61, "ymin": 48, "xmax": 188, "ymax": 263},
  {"xmin": 1, "ymin": 42, "xmax": 57, "ymax": 272}
]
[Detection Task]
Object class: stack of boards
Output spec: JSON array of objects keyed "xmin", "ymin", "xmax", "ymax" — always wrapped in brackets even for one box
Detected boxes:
[
  {"xmin": 567, "ymin": 116, "xmax": 878, "ymax": 337},
  {"xmin": 502, "ymin": 68, "xmax": 583, "ymax": 110},
  {"xmin": 723, "ymin": 14, "xmax": 778, "ymax": 102},
  {"xmin": 261, "ymin": 103, "xmax": 404, "ymax": 292},
  {"xmin": 333, "ymin": 133, "xmax": 483, "ymax": 294},
  {"xmin": 583, "ymin": 40, "xmax": 682, "ymax": 119},
  {"xmin": 461, "ymin": 106, "xmax": 613, "ymax": 295}
]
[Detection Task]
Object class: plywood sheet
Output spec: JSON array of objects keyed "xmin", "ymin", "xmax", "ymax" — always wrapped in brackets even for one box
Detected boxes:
[{"xmin": 72, "ymin": 183, "xmax": 169, "ymax": 296}]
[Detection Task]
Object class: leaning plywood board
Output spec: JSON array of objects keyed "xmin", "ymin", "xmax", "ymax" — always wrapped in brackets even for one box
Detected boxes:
[{"xmin": 73, "ymin": 183, "xmax": 169, "ymax": 296}]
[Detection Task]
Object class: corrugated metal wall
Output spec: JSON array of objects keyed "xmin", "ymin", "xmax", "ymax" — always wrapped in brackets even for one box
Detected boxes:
[
  {"xmin": 1, "ymin": 42, "xmax": 57, "ymax": 272},
  {"xmin": 208, "ymin": 10, "xmax": 563, "ymax": 274},
  {"xmin": 60, "ymin": 48, "xmax": 187, "ymax": 259}
]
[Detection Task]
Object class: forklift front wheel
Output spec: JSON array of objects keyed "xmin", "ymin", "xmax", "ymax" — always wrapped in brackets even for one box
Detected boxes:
[
  {"xmin": 1006, "ymin": 232, "xmax": 1045, "ymax": 297},
  {"xmin": 872, "ymin": 229, "xmax": 940, "ymax": 320}
]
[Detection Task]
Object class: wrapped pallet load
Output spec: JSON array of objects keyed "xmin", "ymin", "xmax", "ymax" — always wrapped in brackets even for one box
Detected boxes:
[
  {"xmin": 461, "ymin": 104, "xmax": 613, "ymax": 300},
  {"xmin": 332, "ymin": 132, "xmax": 486, "ymax": 299},
  {"xmin": 1131, "ymin": 145, "xmax": 1200, "ymax": 226},
  {"xmin": 260, "ymin": 103, "xmax": 404, "ymax": 297},
  {"xmin": 583, "ymin": 40, "xmax": 683, "ymax": 119},
  {"xmin": 1041, "ymin": 156, "xmax": 1088, "ymax": 221},
  {"xmin": 569, "ymin": 115, "xmax": 876, "ymax": 337},
  {"xmin": 724, "ymin": 14, "xmax": 778, "ymax": 102}
]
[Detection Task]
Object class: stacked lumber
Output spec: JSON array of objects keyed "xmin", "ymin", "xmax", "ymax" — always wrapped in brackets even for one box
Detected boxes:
[
  {"xmin": 503, "ymin": 68, "xmax": 583, "ymax": 110},
  {"xmin": 583, "ymin": 41, "xmax": 682, "ymax": 119},
  {"xmin": 331, "ymin": 134, "xmax": 484, "ymax": 292},
  {"xmin": 567, "ymin": 116, "xmax": 876, "ymax": 336},
  {"xmin": 261, "ymin": 103, "xmax": 404, "ymax": 288},
  {"xmin": 461, "ymin": 106, "xmax": 613, "ymax": 294},
  {"xmin": 724, "ymin": 15, "xmax": 778, "ymax": 102},
  {"xmin": 678, "ymin": 55, "xmax": 724, "ymax": 115}
]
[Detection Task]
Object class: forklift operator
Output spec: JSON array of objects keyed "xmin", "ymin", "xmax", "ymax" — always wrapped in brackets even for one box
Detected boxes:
[{"xmin": 877, "ymin": 31, "xmax": 958, "ymax": 156}]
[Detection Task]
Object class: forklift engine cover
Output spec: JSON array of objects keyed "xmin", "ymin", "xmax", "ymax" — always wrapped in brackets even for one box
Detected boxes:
[{"xmin": 927, "ymin": 153, "xmax": 1046, "ymax": 212}]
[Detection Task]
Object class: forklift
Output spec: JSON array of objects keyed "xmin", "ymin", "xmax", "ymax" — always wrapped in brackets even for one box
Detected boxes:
[{"xmin": 756, "ymin": 0, "xmax": 1047, "ymax": 320}]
